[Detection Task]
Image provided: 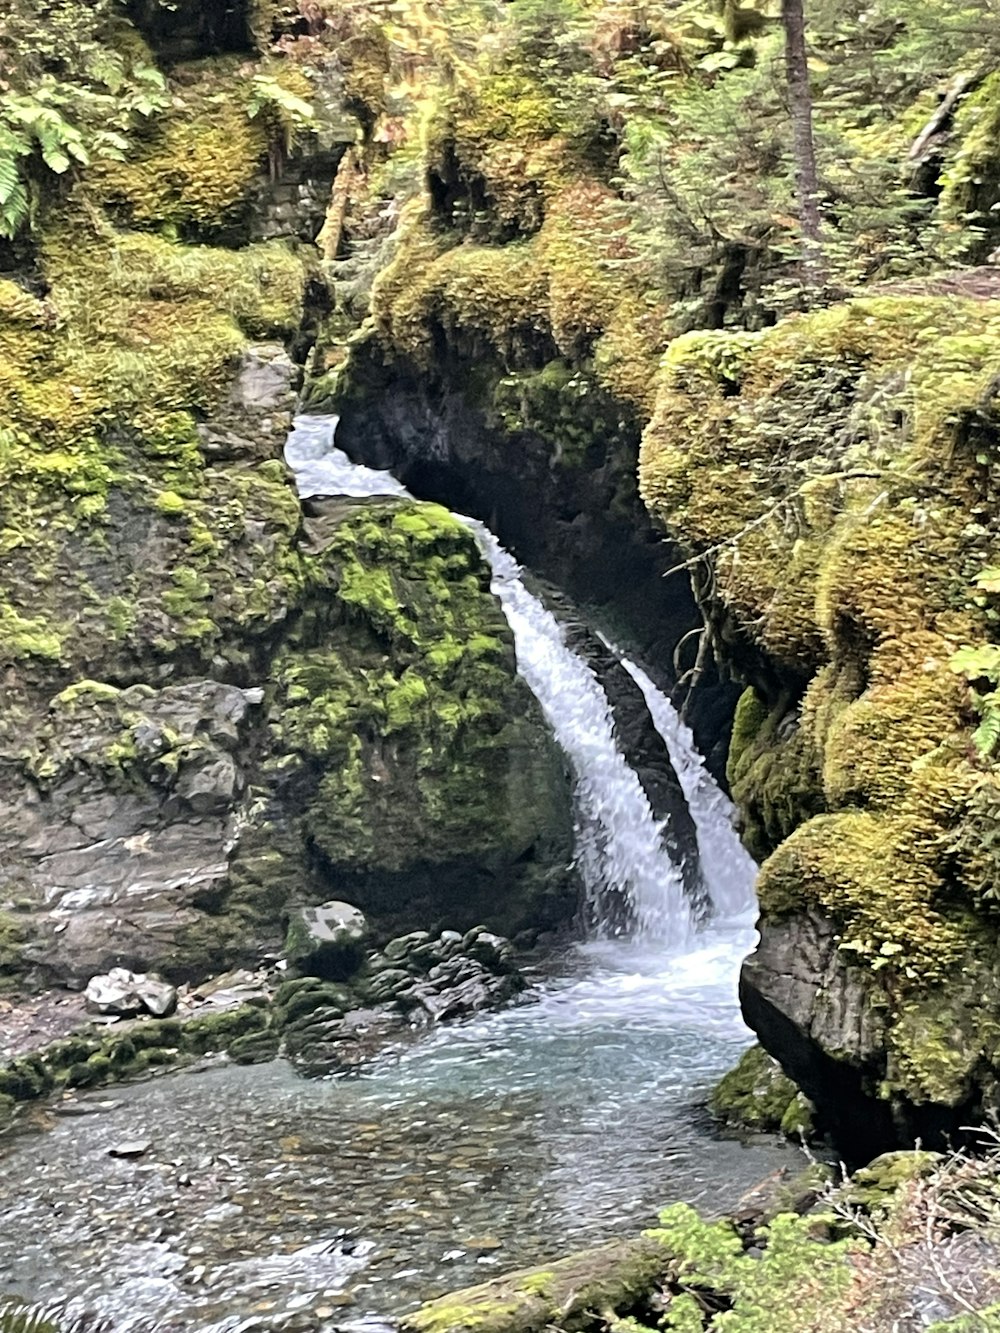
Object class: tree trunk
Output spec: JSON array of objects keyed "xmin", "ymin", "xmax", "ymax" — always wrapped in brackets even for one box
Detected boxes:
[{"xmin": 781, "ymin": 0, "xmax": 823, "ymax": 280}]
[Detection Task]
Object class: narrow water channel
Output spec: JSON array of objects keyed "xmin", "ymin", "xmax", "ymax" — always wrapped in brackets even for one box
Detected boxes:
[{"xmin": 0, "ymin": 418, "xmax": 795, "ymax": 1333}]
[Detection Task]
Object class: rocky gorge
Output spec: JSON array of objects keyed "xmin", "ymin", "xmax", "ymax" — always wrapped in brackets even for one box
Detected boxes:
[{"xmin": 5, "ymin": 0, "xmax": 1000, "ymax": 1328}]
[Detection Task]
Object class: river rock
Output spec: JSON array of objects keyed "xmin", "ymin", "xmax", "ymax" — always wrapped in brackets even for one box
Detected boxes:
[
  {"xmin": 85, "ymin": 967, "xmax": 178, "ymax": 1018},
  {"xmin": 284, "ymin": 902, "xmax": 371, "ymax": 981},
  {"xmin": 108, "ymin": 1139, "xmax": 151, "ymax": 1159}
]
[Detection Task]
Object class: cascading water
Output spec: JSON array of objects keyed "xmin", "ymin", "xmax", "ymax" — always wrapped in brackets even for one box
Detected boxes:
[
  {"xmin": 0, "ymin": 415, "xmax": 790, "ymax": 1333},
  {"xmin": 285, "ymin": 414, "xmax": 705, "ymax": 944},
  {"xmin": 621, "ymin": 658, "xmax": 758, "ymax": 922}
]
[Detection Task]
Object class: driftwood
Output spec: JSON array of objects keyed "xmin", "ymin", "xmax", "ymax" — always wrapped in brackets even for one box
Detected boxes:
[{"xmin": 316, "ymin": 146, "xmax": 361, "ymax": 262}]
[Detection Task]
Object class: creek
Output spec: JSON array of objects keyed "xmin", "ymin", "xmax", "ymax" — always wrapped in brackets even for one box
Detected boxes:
[{"xmin": 0, "ymin": 418, "xmax": 794, "ymax": 1332}]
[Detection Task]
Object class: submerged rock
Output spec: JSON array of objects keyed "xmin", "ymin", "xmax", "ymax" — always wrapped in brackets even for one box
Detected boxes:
[{"xmin": 107, "ymin": 1139, "xmax": 151, "ymax": 1159}]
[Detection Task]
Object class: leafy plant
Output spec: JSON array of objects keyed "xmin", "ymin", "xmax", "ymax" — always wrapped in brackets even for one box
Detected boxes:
[
  {"xmin": 0, "ymin": 0, "xmax": 168, "ymax": 237},
  {"xmin": 949, "ymin": 642, "xmax": 1000, "ymax": 757},
  {"xmin": 247, "ymin": 73, "xmax": 316, "ymax": 154},
  {"xmin": 0, "ymin": 1301, "xmax": 67, "ymax": 1333},
  {"xmin": 647, "ymin": 1203, "xmax": 861, "ymax": 1332}
]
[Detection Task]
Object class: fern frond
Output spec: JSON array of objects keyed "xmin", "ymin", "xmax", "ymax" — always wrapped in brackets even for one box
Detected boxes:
[{"xmin": 973, "ymin": 707, "xmax": 1000, "ymax": 758}]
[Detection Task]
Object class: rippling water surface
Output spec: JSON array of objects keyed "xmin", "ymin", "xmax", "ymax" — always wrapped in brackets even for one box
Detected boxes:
[{"xmin": 0, "ymin": 933, "xmax": 792, "ymax": 1331}]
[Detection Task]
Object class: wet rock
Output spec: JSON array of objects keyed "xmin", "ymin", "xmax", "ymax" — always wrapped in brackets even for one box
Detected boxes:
[
  {"xmin": 232, "ymin": 343, "xmax": 301, "ymax": 412},
  {"xmin": 108, "ymin": 1139, "xmax": 151, "ymax": 1159},
  {"xmin": 85, "ymin": 967, "xmax": 178, "ymax": 1019},
  {"xmin": 383, "ymin": 931, "xmax": 431, "ymax": 964},
  {"xmin": 284, "ymin": 902, "xmax": 371, "ymax": 981},
  {"xmin": 463, "ymin": 929, "xmax": 516, "ymax": 974}
]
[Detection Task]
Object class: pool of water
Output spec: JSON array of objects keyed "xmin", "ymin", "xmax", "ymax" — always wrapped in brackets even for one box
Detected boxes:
[{"xmin": 0, "ymin": 928, "xmax": 794, "ymax": 1332}]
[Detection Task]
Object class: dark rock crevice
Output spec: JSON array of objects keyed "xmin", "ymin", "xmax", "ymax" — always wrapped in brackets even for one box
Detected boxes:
[{"xmin": 331, "ymin": 349, "xmax": 741, "ymax": 781}]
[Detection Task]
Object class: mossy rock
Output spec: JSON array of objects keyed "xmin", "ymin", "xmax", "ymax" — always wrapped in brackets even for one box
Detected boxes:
[
  {"xmin": 710, "ymin": 1044, "xmax": 806, "ymax": 1136},
  {"xmin": 270, "ymin": 498, "xmax": 577, "ymax": 937},
  {"xmin": 182, "ymin": 1004, "xmax": 268, "ymax": 1055},
  {"xmin": 228, "ymin": 1030, "xmax": 280, "ymax": 1064},
  {"xmin": 836, "ymin": 1150, "xmax": 942, "ymax": 1215},
  {"xmin": 402, "ymin": 1239, "xmax": 674, "ymax": 1333}
]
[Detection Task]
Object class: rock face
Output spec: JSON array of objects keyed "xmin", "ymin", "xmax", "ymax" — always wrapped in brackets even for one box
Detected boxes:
[
  {"xmin": 1, "ymin": 172, "xmax": 577, "ymax": 999},
  {"xmin": 331, "ymin": 345, "xmax": 739, "ymax": 782},
  {"xmin": 0, "ymin": 483, "xmax": 577, "ymax": 990},
  {"xmin": 638, "ymin": 298, "xmax": 1000, "ymax": 1149},
  {"xmin": 3, "ymin": 679, "xmax": 267, "ymax": 987}
]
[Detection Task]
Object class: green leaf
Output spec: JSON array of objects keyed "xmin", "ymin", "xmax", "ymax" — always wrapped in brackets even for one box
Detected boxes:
[{"xmin": 950, "ymin": 644, "xmax": 1000, "ymax": 682}]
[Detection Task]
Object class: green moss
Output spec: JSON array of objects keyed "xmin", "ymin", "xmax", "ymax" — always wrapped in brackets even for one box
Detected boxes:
[
  {"xmin": 939, "ymin": 72, "xmax": 1000, "ymax": 261},
  {"xmin": 710, "ymin": 1044, "xmax": 803, "ymax": 1135},
  {"xmin": 52, "ymin": 680, "xmax": 122, "ymax": 707},
  {"xmin": 726, "ymin": 687, "xmax": 768, "ymax": 785},
  {"xmin": 154, "ymin": 490, "xmax": 188, "ymax": 516},
  {"xmin": 491, "ymin": 360, "xmax": 627, "ymax": 468},
  {"xmin": 403, "ymin": 1240, "xmax": 671, "ymax": 1333},
  {"xmin": 87, "ymin": 62, "xmax": 269, "ymax": 235},
  {"xmin": 0, "ymin": 912, "xmax": 28, "ymax": 983},
  {"xmin": 182, "ymin": 1004, "xmax": 268, "ymax": 1055}
]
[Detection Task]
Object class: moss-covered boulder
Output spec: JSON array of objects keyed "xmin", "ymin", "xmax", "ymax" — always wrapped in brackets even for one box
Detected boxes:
[
  {"xmin": 269, "ymin": 497, "xmax": 577, "ymax": 937},
  {"xmin": 640, "ymin": 294, "xmax": 1000, "ymax": 1155},
  {"xmin": 711, "ymin": 1043, "xmax": 812, "ymax": 1139}
]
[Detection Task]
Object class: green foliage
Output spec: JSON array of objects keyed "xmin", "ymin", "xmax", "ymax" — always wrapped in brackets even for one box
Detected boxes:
[
  {"xmin": 247, "ymin": 72, "xmax": 316, "ymax": 152},
  {"xmin": 0, "ymin": 1304, "xmax": 61, "ymax": 1333},
  {"xmin": 649, "ymin": 1204, "xmax": 861, "ymax": 1332},
  {"xmin": 0, "ymin": 0, "xmax": 167, "ymax": 236},
  {"xmin": 950, "ymin": 641, "xmax": 1000, "ymax": 757}
]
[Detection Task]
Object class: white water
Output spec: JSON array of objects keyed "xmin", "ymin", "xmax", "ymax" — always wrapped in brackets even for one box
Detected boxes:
[
  {"xmin": 284, "ymin": 414, "xmax": 725, "ymax": 945},
  {"xmin": 622, "ymin": 659, "xmax": 758, "ymax": 922}
]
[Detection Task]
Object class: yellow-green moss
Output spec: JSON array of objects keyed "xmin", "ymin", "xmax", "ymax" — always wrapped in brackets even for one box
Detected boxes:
[
  {"xmin": 710, "ymin": 1043, "xmax": 803, "ymax": 1134},
  {"xmin": 641, "ymin": 296, "xmax": 1000, "ymax": 995},
  {"xmin": 757, "ymin": 811, "xmax": 973, "ymax": 980},
  {"xmin": 87, "ymin": 62, "xmax": 269, "ymax": 233},
  {"xmin": 0, "ymin": 193, "xmax": 308, "ymax": 675},
  {"xmin": 939, "ymin": 72, "xmax": 1000, "ymax": 258}
]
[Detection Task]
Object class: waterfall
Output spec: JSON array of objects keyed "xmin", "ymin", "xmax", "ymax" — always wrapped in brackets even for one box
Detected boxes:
[
  {"xmin": 621, "ymin": 660, "xmax": 757, "ymax": 920},
  {"xmin": 283, "ymin": 414, "xmax": 750, "ymax": 946},
  {"xmin": 464, "ymin": 522, "xmax": 692, "ymax": 944}
]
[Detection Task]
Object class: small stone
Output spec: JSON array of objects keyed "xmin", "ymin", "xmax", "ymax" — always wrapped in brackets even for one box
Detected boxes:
[
  {"xmin": 461, "ymin": 1236, "xmax": 503, "ymax": 1250},
  {"xmin": 108, "ymin": 1140, "xmax": 151, "ymax": 1159},
  {"xmin": 85, "ymin": 967, "xmax": 177, "ymax": 1018}
]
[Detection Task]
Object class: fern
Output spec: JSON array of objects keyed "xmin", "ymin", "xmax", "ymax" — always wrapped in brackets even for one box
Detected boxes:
[
  {"xmin": 0, "ymin": 1298, "xmax": 111, "ymax": 1333},
  {"xmin": 0, "ymin": 2, "xmax": 167, "ymax": 237},
  {"xmin": 247, "ymin": 74, "xmax": 316, "ymax": 152},
  {"xmin": 0, "ymin": 1304, "xmax": 60, "ymax": 1333},
  {"xmin": 950, "ymin": 640, "xmax": 1000, "ymax": 759}
]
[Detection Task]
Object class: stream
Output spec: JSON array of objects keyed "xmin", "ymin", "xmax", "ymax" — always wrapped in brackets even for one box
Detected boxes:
[{"xmin": 0, "ymin": 417, "xmax": 795, "ymax": 1333}]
